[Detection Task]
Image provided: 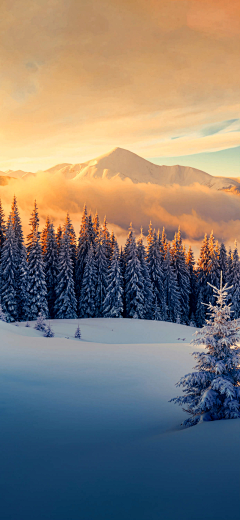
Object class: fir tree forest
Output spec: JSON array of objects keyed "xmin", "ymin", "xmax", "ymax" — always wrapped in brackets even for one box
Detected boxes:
[{"xmin": 1, "ymin": 196, "xmax": 240, "ymax": 326}]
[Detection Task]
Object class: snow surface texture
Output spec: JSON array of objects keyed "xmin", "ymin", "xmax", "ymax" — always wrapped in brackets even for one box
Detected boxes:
[
  {"xmin": 0, "ymin": 318, "xmax": 239, "ymax": 520},
  {"xmin": 2, "ymin": 147, "xmax": 240, "ymax": 191}
]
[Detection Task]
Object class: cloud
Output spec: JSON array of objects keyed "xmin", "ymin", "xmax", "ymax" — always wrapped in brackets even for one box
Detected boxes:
[
  {"xmin": 0, "ymin": 0, "xmax": 239, "ymax": 170},
  {"xmin": 200, "ymin": 119, "xmax": 239, "ymax": 138},
  {"xmin": 1, "ymin": 174, "xmax": 240, "ymax": 251}
]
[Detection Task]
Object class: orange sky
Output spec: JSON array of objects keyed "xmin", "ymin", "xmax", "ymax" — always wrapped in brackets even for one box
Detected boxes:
[{"xmin": 0, "ymin": 0, "xmax": 239, "ymax": 171}]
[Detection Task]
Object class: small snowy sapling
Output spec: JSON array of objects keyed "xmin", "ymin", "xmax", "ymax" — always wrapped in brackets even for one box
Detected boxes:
[
  {"xmin": 75, "ymin": 324, "xmax": 81, "ymax": 339},
  {"xmin": 34, "ymin": 312, "xmax": 46, "ymax": 331},
  {"xmin": 171, "ymin": 273, "xmax": 240, "ymax": 427},
  {"xmin": 43, "ymin": 323, "xmax": 55, "ymax": 337}
]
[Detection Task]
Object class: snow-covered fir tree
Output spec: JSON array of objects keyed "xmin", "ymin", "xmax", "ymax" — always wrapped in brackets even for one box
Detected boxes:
[
  {"xmin": 93, "ymin": 211, "xmax": 100, "ymax": 239},
  {"xmin": 124, "ymin": 234, "xmax": 145, "ymax": 319},
  {"xmin": 208, "ymin": 231, "xmax": 220, "ymax": 303},
  {"xmin": 18, "ymin": 244, "xmax": 30, "ymax": 321},
  {"xmin": 226, "ymin": 247, "xmax": 233, "ymax": 289},
  {"xmin": 103, "ymin": 242, "xmax": 123, "ymax": 318},
  {"xmin": 41, "ymin": 216, "xmax": 51, "ymax": 256},
  {"xmin": 75, "ymin": 324, "xmax": 81, "ymax": 339},
  {"xmin": 196, "ymin": 234, "xmax": 211, "ymax": 327},
  {"xmin": 27, "ymin": 200, "xmax": 40, "ymax": 257},
  {"xmin": 137, "ymin": 229, "xmax": 153, "ymax": 319},
  {"xmin": 79, "ymin": 244, "xmax": 97, "ymax": 318},
  {"xmin": 161, "ymin": 227, "xmax": 168, "ymax": 257},
  {"xmin": 43, "ymin": 323, "xmax": 55, "ymax": 337},
  {"xmin": 0, "ymin": 198, "xmax": 6, "ymax": 260},
  {"xmin": 219, "ymin": 242, "xmax": 228, "ymax": 285},
  {"xmin": 56, "ymin": 225, "xmax": 63, "ymax": 255},
  {"xmin": 43, "ymin": 221, "xmax": 59, "ymax": 318},
  {"xmin": 110, "ymin": 230, "xmax": 116, "ymax": 258},
  {"xmin": 164, "ymin": 247, "xmax": 181, "ymax": 322},
  {"xmin": 102, "ymin": 216, "xmax": 112, "ymax": 265},
  {"xmin": 34, "ymin": 312, "xmax": 46, "ymax": 331},
  {"xmin": 9, "ymin": 196, "xmax": 25, "ymax": 255},
  {"xmin": 0, "ymin": 219, "xmax": 18, "ymax": 322},
  {"xmin": 27, "ymin": 203, "xmax": 49, "ymax": 320},
  {"xmin": 171, "ymin": 274, "xmax": 240, "ymax": 427},
  {"xmin": 64, "ymin": 213, "xmax": 77, "ymax": 280},
  {"xmin": 76, "ymin": 205, "xmax": 92, "ymax": 303},
  {"xmin": 54, "ymin": 231, "xmax": 77, "ymax": 319},
  {"xmin": 147, "ymin": 229, "xmax": 165, "ymax": 320},
  {"xmin": 95, "ymin": 230, "xmax": 109, "ymax": 317},
  {"xmin": 228, "ymin": 242, "xmax": 240, "ymax": 319},
  {"xmin": 186, "ymin": 246, "xmax": 197, "ymax": 323},
  {"xmin": 8, "ymin": 196, "xmax": 26, "ymax": 319},
  {"xmin": 171, "ymin": 227, "xmax": 190, "ymax": 324}
]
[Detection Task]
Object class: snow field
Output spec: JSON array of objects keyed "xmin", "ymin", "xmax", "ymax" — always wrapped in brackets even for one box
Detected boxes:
[{"xmin": 0, "ymin": 318, "xmax": 239, "ymax": 520}]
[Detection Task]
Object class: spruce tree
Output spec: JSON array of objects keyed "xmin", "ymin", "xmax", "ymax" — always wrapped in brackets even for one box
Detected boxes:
[
  {"xmin": 54, "ymin": 231, "xmax": 77, "ymax": 319},
  {"xmin": 186, "ymin": 246, "xmax": 197, "ymax": 322},
  {"xmin": 229, "ymin": 242, "xmax": 240, "ymax": 319},
  {"xmin": 75, "ymin": 324, "xmax": 81, "ymax": 339},
  {"xmin": 102, "ymin": 216, "xmax": 112, "ymax": 265},
  {"xmin": 161, "ymin": 227, "xmax": 168, "ymax": 257},
  {"xmin": 137, "ymin": 229, "xmax": 153, "ymax": 319},
  {"xmin": 93, "ymin": 211, "xmax": 100, "ymax": 239},
  {"xmin": 56, "ymin": 225, "xmax": 63, "ymax": 254},
  {"xmin": 171, "ymin": 275, "xmax": 240, "ymax": 427},
  {"xmin": 124, "ymin": 223, "xmax": 134, "ymax": 264},
  {"xmin": 164, "ymin": 247, "xmax": 181, "ymax": 322},
  {"xmin": 34, "ymin": 312, "xmax": 46, "ymax": 331},
  {"xmin": 27, "ymin": 200, "xmax": 40, "ymax": 258},
  {"xmin": 8, "ymin": 196, "xmax": 25, "ymax": 319},
  {"xmin": 226, "ymin": 247, "xmax": 233, "ymax": 290},
  {"xmin": 64, "ymin": 213, "xmax": 77, "ymax": 280},
  {"xmin": 122, "ymin": 224, "xmax": 135, "ymax": 316},
  {"xmin": 79, "ymin": 245, "xmax": 97, "ymax": 318},
  {"xmin": 0, "ymin": 219, "xmax": 18, "ymax": 322},
  {"xmin": 147, "ymin": 230, "xmax": 165, "ymax": 320},
  {"xmin": 219, "ymin": 242, "xmax": 228, "ymax": 285},
  {"xmin": 0, "ymin": 199, "xmax": 6, "ymax": 260},
  {"xmin": 18, "ymin": 244, "xmax": 30, "ymax": 321},
  {"xmin": 171, "ymin": 227, "xmax": 190, "ymax": 324},
  {"xmin": 43, "ymin": 323, "xmax": 55, "ymax": 337},
  {"xmin": 124, "ymin": 234, "xmax": 145, "ymax": 319},
  {"xmin": 110, "ymin": 230, "xmax": 116, "ymax": 259},
  {"xmin": 9, "ymin": 196, "xmax": 25, "ymax": 255},
  {"xmin": 103, "ymin": 242, "xmax": 123, "ymax": 318},
  {"xmin": 208, "ymin": 231, "xmax": 220, "ymax": 303},
  {"xmin": 27, "ymin": 202, "xmax": 49, "ymax": 320},
  {"xmin": 76, "ymin": 205, "xmax": 90, "ymax": 301},
  {"xmin": 44, "ymin": 221, "xmax": 59, "ymax": 318},
  {"xmin": 41, "ymin": 216, "xmax": 51, "ymax": 256},
  {"xmin": 95, "ymin": 230, "xmax": 109, "ymax": 317},
  {"xmin": 196, "ymin": 234, "xmax": 211, "ymax": 326}
]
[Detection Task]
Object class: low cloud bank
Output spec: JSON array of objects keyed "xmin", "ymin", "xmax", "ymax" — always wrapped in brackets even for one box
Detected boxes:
[{"xmin": 1, "ymin": 172, "xmax": 240, "ymax": 248}]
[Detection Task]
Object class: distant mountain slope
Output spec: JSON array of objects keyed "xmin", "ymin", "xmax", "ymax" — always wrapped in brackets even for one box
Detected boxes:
[
  {"xmin": 1, "ymin": 147, "xmax": 239, "ymax": 191},
  {"xmin": 43, "ymin": 147, "xmax": 240, "ymax": 191}
]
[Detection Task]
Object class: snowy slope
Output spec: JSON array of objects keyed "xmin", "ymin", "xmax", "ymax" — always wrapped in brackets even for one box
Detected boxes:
[
  {"xmin": 45, "ymin": 147, "xmax": 240, "ymax": 190},
  {"xmin": 0, "ymin": 318, "xmax": 239, "ymax": 520}
]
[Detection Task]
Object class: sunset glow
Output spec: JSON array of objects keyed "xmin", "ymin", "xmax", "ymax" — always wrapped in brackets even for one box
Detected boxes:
[{"xmin": 0, "ymin": 0, "xmax": 239, "ymax": 172}]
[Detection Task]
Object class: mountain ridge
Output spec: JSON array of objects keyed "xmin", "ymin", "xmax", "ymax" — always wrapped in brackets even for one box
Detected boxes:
[{"xmin": 1, "ymin": 147, "xmax": 239, "ymax": 192}]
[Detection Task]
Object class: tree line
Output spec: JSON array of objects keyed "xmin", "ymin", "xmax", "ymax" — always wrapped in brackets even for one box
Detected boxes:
[{"xmin": 0, "ymin": 196, "xmax": 240, "ymax": 325}]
